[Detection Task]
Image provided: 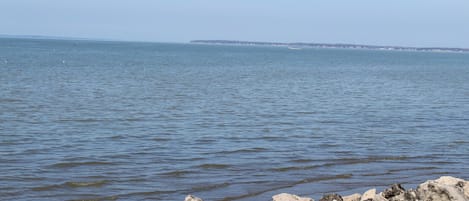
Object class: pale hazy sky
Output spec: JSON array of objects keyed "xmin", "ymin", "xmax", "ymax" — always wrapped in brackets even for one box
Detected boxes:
[{"xmin": 1, "ymin": 0, "xmax": 469, "ymax": 47}]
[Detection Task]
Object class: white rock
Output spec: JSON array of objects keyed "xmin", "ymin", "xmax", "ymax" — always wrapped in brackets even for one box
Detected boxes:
[
  {"xmin": 373, "ymin": 193, "xmax": 387, "ymax": 201},
  {"xmin": 360, "ymin": 189, "xmax": 376, "ymax": 201},
  {"xmin": 464, "ymin": 183, "xmax": 469, "ymax": 199},
  {"xmin": 185, "ymin": 194, "xmax": 203, "ymax": 201},
  {"xmin": 436, "ymin": 176, "xmax": 466, "ymax": 186},
  {"xmin": 417, "ymin": 176, "xmax": 468, "ymax": 201},
  {"xmin": 343, "ymin": 193, "xmax": 361, "ymax": 201},
  {"xmin": 437, "ymin": 176, "xmax": 469, "ymax": 199},
  {"xmin": 273, "ymin": 193, "xmax": 314, "ymax": 201}
]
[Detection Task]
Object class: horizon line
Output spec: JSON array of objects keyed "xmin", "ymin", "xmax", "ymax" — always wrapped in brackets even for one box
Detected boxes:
[{"xmin": 0, "ymin": 34, "xmax": 184, "ymax": 44}]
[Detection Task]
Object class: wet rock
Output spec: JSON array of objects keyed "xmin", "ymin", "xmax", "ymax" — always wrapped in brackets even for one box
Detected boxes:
[
  {"xmin": 360, "ymin": 189, "xmax": 376, "ymax": 201},
  {"xmin": 272, "ymin": 193, "xmax": 314, "ymax": 201},
  {"xmin": 185, "ymin": 195, "xmax": 203, "ymax": 201},
  {"xmin": 343, "ymin": 193, "xmax": 361, "ymax": 201},
  {"xmin": 383, "ymin": 184, "xmax": 405, "ymax": 200},
  {"xmin": 319, "ymin": 193, "xmax": 343, "ymax": 201},
  {"xmin": 417, "ymin": 176, "xmax": 468, "ymax": 201}
]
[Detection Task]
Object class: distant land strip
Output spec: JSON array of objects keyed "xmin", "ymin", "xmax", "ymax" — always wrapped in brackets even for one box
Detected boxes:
[{"xmin": 191, "ymin": 40, "xmax": 469, "ymax": 53}]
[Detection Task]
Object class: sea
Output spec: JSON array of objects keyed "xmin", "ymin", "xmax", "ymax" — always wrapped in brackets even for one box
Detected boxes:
[{"xmin": 1, "ymin": 38, "xmax": 469, "ymax": 201}]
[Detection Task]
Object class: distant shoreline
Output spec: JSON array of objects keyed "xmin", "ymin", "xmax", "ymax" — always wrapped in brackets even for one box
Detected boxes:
[
  {"xmin": 2, "ymin": 35, "xmax": 468, "ymax": 53},
  {"xmin": 191, "ymin": 40, "xmax": 469, "ymax": 53}
]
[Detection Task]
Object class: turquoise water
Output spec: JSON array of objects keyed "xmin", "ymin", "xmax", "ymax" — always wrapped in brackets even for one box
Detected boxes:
[{"xmin": 1, "ymin": 38, "xmax": 469, "ymax": 201}]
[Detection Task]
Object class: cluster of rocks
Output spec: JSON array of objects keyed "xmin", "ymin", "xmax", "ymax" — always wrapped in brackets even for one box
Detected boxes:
[{"xmin": 185, "ymin": 176, "xmax": 469, "ymax": 201}]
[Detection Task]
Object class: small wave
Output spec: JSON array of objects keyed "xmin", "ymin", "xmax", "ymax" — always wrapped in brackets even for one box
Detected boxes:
[
  {"xmin": 428, "ymin": 161, "xmax": 458, "ymax": 165},
  {"xmin": 195, "ymin": 138, "xmax": 217, "ymax": 143},
  {"xmin": 270, "ymin": 164, "xmax": 321, "ymax": 172},
  {"xmin": 318, "ymin": 143, "xmax": 341, "ymax": 148},
  {"xmin": 32, "ymin": 184, "xmax": 62, "ymax": 191},
  {"xmin": 272, "ymin": 156, "xmax": 413, "ymax": 172},
  {"xmin": 191, "ymin": 182, "xmax": 230, "ymax": 192},
  {"xmin": 120, "ymin": 118, "xmax": 144, "ymax": 122},
  {"xmin": 123, "ymin": 189, "xmax": 179, "ymax": 197},
  {"xmin": 50, "ymin": 161, "xmax": 114, "ymax": 168},
  {"xmin": 294, "ymin": 111, "xmax": 318, "ymax": 115},
  {"xmin": 56, "ymin": 118, "xmax": 106, "ymax": 123},
  {"xmin": 289, "ymin": 159, "xmax": 315, "ymax": 163},
  {"xmin": 297, "ymin": 174, "xmax": 353, "ymax": 184},
  {"xmin": 109, "ymin": 135, "xmax": 126, "ymax": 140},
  {"xmin": 160, "ymin": 170, "xmax": 195, "ymax": 177},
  {"xmin": 215, "ymin": 147, "xmax": 268, "ymax": 154},
  {"xmin": 153, "ymin": 137, "xmax": 171, "ymax": 141},
  {"xmin": 453, "ymin": 140, "xmax": 469, "ymax": 144},
  {"xmin": 430, "ymin": 171, "xmax": 459, "ymax": 176},
  {"xmin": 0, "ymin": 140, "xmax": 21, "ymax": 146},
  {"xmin": 197, "ymin": 163, "xmax": 231, "ymax": 169},
  {"xmin": 67, "ymin": 195, "xmax": 118, "ymax": 201},
  {"xmin": 171, "ymin": 157, "xmax": 206, "ymax": 162},
  {"xmin": 252, "ymin": 136, "xmax": 284, "ymax": 140},
  {"xmin": 0, "ymin": 98, "xmax": 22, "ymax": 103},
  {"xmin": 330, "ymin": 155, "xmax": 412, "ymax": 164},
  {"xmin": 65, "ymin": 180, "xmax": 108, "ymax": 188},
  {"xmin": 33, "ymin": 180, "xmax": 108, "ymax": 191},
  {"xmin": 387, "ymin": 166, "xmax": 437, "ymax": 173},
  {"xmin": 21, "ymin": 148, "xmax": 50, "ymax": 154},
  {"xmin": 317, "ymin": 120, "xmax": 345, "ymax": 124},
  {"xmin": 361, "ymin": 172, "xmax": 390, "ymax": 177}
]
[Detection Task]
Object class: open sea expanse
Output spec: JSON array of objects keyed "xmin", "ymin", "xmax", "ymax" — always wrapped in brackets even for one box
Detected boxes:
[{"xmin": 1, "ymin": 38, "xmax": 469, "ymax": 201}]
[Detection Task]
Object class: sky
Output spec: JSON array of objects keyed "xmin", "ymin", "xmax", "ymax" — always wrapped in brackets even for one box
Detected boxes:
[{"xmin": 1, "ymin": 0, "xmax": 469, "ymax": 47}]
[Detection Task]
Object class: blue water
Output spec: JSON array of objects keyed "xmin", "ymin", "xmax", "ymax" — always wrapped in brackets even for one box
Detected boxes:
[{"xmin": 1, "ymin": 38, "xmax": 469, "ymax": 201}]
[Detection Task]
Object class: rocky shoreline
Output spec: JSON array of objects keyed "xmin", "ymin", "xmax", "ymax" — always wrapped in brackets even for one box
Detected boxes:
[{"xmin": 185, "ymin": 176, "xmax": 469, "ymax": 201}]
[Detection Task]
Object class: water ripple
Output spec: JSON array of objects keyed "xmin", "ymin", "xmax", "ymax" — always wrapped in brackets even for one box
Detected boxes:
[{"xmin": 49, "ymin": 161, "xmax": 115, "ymax": 168}]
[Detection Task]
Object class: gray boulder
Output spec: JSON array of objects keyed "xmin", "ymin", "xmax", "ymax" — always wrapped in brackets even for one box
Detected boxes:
[
  {"xmin": 383, "ymin": 184, "xmax": 405, "ymax": 200},
  {"xmin": 403, "ymin": 189, "xmax": 419, "ymax": 201},
  {"xmin": 381, "ymin": 183, "xmax": 418, "ymax": 201},
  {"xmin": 319, "ymin": 193, "xmax": 343, "ymax": 201}
]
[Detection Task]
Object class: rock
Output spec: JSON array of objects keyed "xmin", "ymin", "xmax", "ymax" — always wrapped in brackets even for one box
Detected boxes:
[
  {"xmin": 436, "ymin": 176, "xmax": 466, "ymax": 186},
  {"xmin": 382, "ymin": 183, "xmax": 416, "ymax": 201},
  {"xmin": 417, "ymin": 176, "xmax": 469, "ymax": 201},
  {"xmin": 273, "ymin": 193, "xmax": 314, "ymax": 201},
  {"xmin": 360, "ymin": 189, "xmax": 376, "ymax": 201},
  {"xmin": 185, "ymin": 195, "xmax": 203, "ymax": 201},
  {"xmin": 343, "ymin": 193, "xmax": 361, "ymax": 201},
  {"xmin": 383, "ymin": 184, "xmax": 405, "ymax": 200},
  {"xmin": 267, "ymin": 176, "xmax": 467, "ymax": 201},
  {"xmin": 373, "ymin": 193, "xmax": 387, "ymax": 201},
  {"xmin": 319, "ymin": 193, "xmax": 343, "ymax": 201},
  {"xmin": 435, "ymin": 176, "xmax": 469, "ymax": 199},
  {"xmin": 402, "ymin": 189, "xmax": 419, "ymax": 201},
  {"xmin": 460, "ymin": 181, "xmax": 469, "ymax": 199}
]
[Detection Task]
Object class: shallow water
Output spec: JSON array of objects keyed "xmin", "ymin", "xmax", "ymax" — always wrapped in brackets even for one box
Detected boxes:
[{"xmin": 1, "ymin": 38, "xmax": 469, "ymax": 201}]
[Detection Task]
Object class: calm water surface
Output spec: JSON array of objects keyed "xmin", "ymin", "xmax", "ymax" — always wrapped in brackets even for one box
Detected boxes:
[{"xmin": 1, "ymin": 38, "xmax": 469, "ymax": 201}]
